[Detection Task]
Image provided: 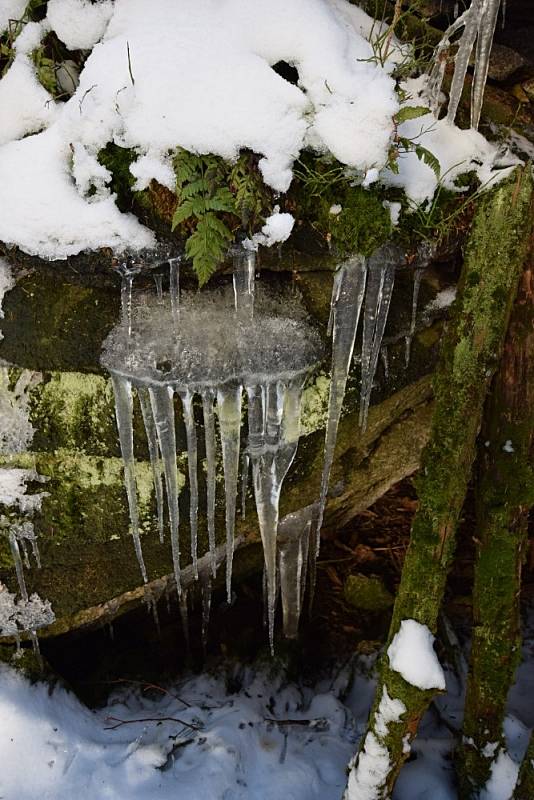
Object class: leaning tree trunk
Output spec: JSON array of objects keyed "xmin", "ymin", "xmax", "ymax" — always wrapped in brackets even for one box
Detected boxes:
[
  {"xmin": 343, "ymin": 167, "xmax": 533, "ymax": 800},
  {"xmin": 457, "ymin": 224, "xmax": 534, "ymax": 797},
  {"xmin": 514, "ymin": 731, "xmax": 534, "ymax": 800}
]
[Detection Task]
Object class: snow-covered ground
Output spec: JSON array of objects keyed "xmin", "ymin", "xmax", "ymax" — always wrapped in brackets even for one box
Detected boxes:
[{"xmin": 0, "ymin": 606, "xmax": 533, "ymax": 800}]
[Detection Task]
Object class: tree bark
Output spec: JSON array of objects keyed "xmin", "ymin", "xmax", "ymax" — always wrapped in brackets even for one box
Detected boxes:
[
  {"xmin": 457, "ymin": 223, "xmax": 534, "ymax": 797},
  {"xmin": 343, "ymin": 167, "xmax": 533, "ymax": 800},
  {"xmin": 514, "ymin": 731, "xmax": 534, "ymax": 800}
]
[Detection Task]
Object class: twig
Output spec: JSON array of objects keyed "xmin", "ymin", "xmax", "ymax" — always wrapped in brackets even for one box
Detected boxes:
[{"xmin": 104, "ymin": 715, "xmax": 201, "ymax": 731}]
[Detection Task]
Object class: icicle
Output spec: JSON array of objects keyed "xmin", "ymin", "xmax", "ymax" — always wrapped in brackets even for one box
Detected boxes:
[
  {"xmin": 110, "ymin": 375, "xmax": 148, "ymax": 583},
  {"xmin": 200, "ymin": 571, "xmax": 212, "ymax": 654},
  {"xmin": 149, "ymin": 385, "xmax": 181, "ymax": 594},
  {"xmin": 252, "ymin": 378, "xmax": 304, "ymax": 653},
  {"xmin": 138, "ymin": 387, "xmax": 165, "ymax": 543},
  {"xmin": 108, "ymin": 622, "xmax": 115, "ymax": 641},
  {"xmin": 216, "ymin": 384, "xmax": 242, "ymax": 602},
  {"xmin": 471, "ymin": 0, "xmax": 501, "ymax": 130},
  {"xmin": 201, "ymin": 389, "xmax": 217, "ymax": 578},
  {"xmin": 381, "ymin": 346, "xmax": 389, "ymax": 381},
  {"xmin": 8, "ymin": 532, "xmax": 28, "ymax": 600},
  {"xmin": 278, "ymin": 505, "xmax": 314, "ymax": 639},
  {"xmin": 501, "ymin": 0, "xmax": 506, "ymax": 28},
  {"xmin": 427, "ymin": 8, "xmax": 474, "ymax": 114},
  {"xmin": 404, "ymin": 267, "xmax": 425, "ymax": 368},
  {"xmin": 20, "ymin": 538, "xmax": 30, "ymax": 570},
  {"xmin": 154, "ymin": 274, "xmax": 164, "ymax": 303},
  {"xmin": 179, "ymin": 588, "xmax": 190, "ymax": 651},
  {"xmin": 241, "ymin": 452, "xmax": 250, "ymax": 518},
  {"xmin": 246, "ymin": 384, "xmax": 266, "ymax": 456},
  {"xmin": 359, "ymin": 245, "xmax": 399, "ymax": 430},
  {"xmin": 309, "ymin": 255, "xmax": 367, "ymax": 602},
  {"xmin": 30, "ymin": 538, "xmax": 40, "ymax": 569},
  {"xmin": 180, "ymin": 390, "xmax": 199, "ymax": 579},
  {"xmin": 120, "ymin": 273, "xmax": 135, "ymax": 342},
  {"xmin": 446, "ymin": 0, "xmax": 482, "ymax": 125},
  {"xmin": 233, "ymin": 247, "xmax": 255, "ymax": 320},
  {"xmin": 169, "ymin": 257, "xmax": 180, "ymax": 318},
  {"xmin": 29, "ymin": 630, "xmax": 43, "ymax": 667},
  {"xmin": 144, "ymin": 587, "xmax": 161, "ymax": 635}
]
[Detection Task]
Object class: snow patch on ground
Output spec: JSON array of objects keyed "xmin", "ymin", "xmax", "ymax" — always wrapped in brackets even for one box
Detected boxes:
[
  {"xmin": 387, "ymin": 620, "xmax": 446, "ymax": 691},
  {"xmin": 480, "ymin": 748, "xmax": 520, "ymax": 800}
]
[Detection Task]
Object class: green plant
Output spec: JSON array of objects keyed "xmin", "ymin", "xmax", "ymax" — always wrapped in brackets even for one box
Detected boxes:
[{"xmin": 171, "ymin": 149, "xmax": 271, "ymax": 286}]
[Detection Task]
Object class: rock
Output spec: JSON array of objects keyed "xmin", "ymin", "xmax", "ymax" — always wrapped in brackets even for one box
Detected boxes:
[
  {"xmin": 522, "ymin": 77, "xmax": 534, "ymax": 101},
  {"xmin": 343, "ymin": 574, "xmax": 394, "ymax": 611},
  {"xmin": 487, "ymin": 45, "xmax": 527, "ymax": 82}
]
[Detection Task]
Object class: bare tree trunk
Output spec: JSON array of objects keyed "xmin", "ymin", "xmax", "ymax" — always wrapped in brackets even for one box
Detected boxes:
[
  {"xmin": 514, "ymin": 731, "xmax": 534, "ymax": 800},
  {"xmin": 343, "ymin": 167, "xmax": 533, "ymax": 800},
  {"xmin": 457, "ymin": 236, "xmax": 534, "ymax": 797}
]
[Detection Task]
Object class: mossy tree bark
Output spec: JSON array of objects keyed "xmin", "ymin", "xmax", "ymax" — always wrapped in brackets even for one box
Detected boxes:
[
  {"xmin": 343, "ymin": 167, "xmax": 533, "ymax": 800},
  {"xmin": 457, "ymin": 225, "xmax": 534, "ymax": 798},
  {"xmin": 514, "ymin": 732, "xmax": 534, "ymax": 800}
]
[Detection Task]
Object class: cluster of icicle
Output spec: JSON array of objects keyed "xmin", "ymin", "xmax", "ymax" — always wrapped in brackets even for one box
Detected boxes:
[
  {"xmin": 310, "ymin": 242, "xmax": 437, "ymax": 599},
  {"xmin": 428, "ymin": 0, "xmax": 503, "ymax": 129},
  {"xmin": 106, "ymin": 238, "xmax": 437, "ymax": 648},
  {"xmin": 103, "ymin": 247, "xmax": 322, "ymax": 651},
  {"xmin": 0, "ymin": 515, "xmax": 53, "ymax": 661}
]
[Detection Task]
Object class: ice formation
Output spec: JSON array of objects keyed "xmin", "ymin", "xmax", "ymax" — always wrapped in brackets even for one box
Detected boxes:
[
  {"xmin": 359, "ymin": 244, "xmax": 404, "ymax": 430},
  {"xmin": 102, "ymin": 252, "xmax": 323, "ymax": 649},
  {"xmin": 429, "ymin": 0, "xmax": 503, "ymax": 129},
  {"xmin": 310, "ymin": 256, "xmax": 367, "ymax": 595}
]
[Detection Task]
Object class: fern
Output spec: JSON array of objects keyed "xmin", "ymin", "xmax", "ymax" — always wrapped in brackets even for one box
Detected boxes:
[{"xmin": 171, "ymin": 148, "xmax": 271, "ymax": 285}]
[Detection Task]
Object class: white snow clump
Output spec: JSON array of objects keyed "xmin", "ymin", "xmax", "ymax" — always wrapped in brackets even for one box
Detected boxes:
[{"xmin": 387, "ymin": 619, "xmax": 446, "ymax": 691}]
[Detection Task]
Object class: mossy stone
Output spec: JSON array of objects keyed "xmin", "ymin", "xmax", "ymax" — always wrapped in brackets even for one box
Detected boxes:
[{"xmin": 344, "ymin": 574, "xmax": 394, "ymax": 611}]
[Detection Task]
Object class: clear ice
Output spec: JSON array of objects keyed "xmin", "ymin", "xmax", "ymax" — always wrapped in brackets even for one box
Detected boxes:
[
  {"xmin": 359, "ymin": 244, "xmax": 402, "ymax": 430},
  {"xmin": 277, "ymin": 505, "xmax": 315, "ymax": 639},
  {"xmin": 429, "ymin": 0, "xmax": 502, "ymax": 129},
  {"xmin": 102, "ymin": 251, "xmax": 322, "ymax": 647},
  {"xmin": 310, "ymin": 255, "xmax": 367, "ymax": 600}
]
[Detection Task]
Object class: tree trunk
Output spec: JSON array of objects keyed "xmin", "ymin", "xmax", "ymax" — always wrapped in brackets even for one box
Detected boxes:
[
  {"xmin": 514, "ymin": 731, "xmax": 534, "ymax": 800},
  {"xmin": 457, "ymin": 228, "xmax": 534, "ymax": 797},
  {"xmin": 343, "ymin": 167, "xmax": 533, "ymax": 800}
]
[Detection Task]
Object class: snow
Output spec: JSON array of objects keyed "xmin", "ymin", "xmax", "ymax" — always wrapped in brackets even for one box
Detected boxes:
[
  {"xmin": 0, "ymin": 127, "xmax": 154, "ymax": 258},
  {"xmin": 426, "ymin": 286, "xmax": 457, "ymax": 312},
  {"xmin": 2, "ymin": 604, "xmax": 534, "ymax": 800},
  {"xmin": 344, "ymin": 688, "xmax": 406, "ymax": 800},
  {"xmin": 0, "ymin": 258, "xmax": 14, "ymax": 318},
  {"xmin": 387, "ymin": 620, "xmax": 446, "ymax": 691},
  {"xmin": 480, "ymin": 749, "xmax": 520, "ymax": 800},
  {"xmin": 0, "ymin": 57, "xmax": 58, "ymax": 146},
  {"xmin": 503, "ymin": 440, "xmax": 514, "ymax": 454},
  {"xmin": 0, "ymin": 0, "xmax": 518, "ymax": 259},
  {"xmin": 0, "ymin": 468, "xmax": 47, "ymax": 514},
  {"xmin": 246, "ymin": 208, "xmax": 295, "ymax": 250},
  {"xmin": 0, "ymin": 0, "xmax": 26, "ymax": 35},
  {"xmin": 47, "ymin": 0, "xmax": 114, "ymax": 50}
]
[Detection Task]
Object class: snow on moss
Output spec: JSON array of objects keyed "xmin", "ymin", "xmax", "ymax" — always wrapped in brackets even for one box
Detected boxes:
[{"xmin": 387, "ymin": 619, "xmax": 446, "ymax": 691}]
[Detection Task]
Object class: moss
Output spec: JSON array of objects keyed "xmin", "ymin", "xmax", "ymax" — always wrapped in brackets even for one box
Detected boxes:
[{"xmin": 344, "ymin": 574, "xmax": 394, "ymax": 611}]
